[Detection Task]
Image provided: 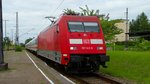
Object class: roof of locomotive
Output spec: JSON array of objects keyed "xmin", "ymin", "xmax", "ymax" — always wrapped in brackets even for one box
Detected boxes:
[
  {"xmin": 39, "ymin": 15, "xmax": 99, "ymax": 33},
  {"xmin": 60, "ymin": 15, "xmax": 99, "ymax": 20}
]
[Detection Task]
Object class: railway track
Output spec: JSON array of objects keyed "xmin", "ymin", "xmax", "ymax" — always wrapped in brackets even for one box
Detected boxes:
[
  {"xmin": 66, "ymin": 72, "xmax": 123, "ymax": 84},
  {"xmin": 29, "ymin": 51, "xmax": 129, "ymax": 84}
]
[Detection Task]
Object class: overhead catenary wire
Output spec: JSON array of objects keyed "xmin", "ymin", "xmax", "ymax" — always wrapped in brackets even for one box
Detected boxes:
[
  {"xmin": 45, "ymin": 0, "xmax": 65, "ymax": 25},
  {"xmin": 50, "ymin": 0, "xmax": 65, "ymax": 16},
  {"xmin": 19, "ymin": 28, "xmax": 35, "ymax": 37}
]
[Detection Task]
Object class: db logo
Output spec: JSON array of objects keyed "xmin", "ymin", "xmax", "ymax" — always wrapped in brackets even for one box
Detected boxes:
[{"xmin": 83, "ymin": 39, "xmax": 90, "ymax": 44}]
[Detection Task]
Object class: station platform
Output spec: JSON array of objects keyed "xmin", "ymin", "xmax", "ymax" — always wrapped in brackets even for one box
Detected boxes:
[{"xmin": 0, "ymin": 50, "xmax": 49, "ymax": 84}]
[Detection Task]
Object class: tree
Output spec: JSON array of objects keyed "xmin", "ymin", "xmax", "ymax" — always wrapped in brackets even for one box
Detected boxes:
[
  {"xmin": 130, "ymin": 12, "xmax": 150, "ymax": 32},
  {"xmin": 79, "ymin": 5, "xmax": 106, "ymax": 19},
  {"xmin": 79, "ymin": 5, "xmax": 99, "ymax": 16},
  {"xmin": 63, "ymin": 8, "xmax": 79, "ymax": 15},
  {"xmin": 25, "ymin": 38, "xmax": 33, "ymax": 44},
  {"xmin": 101, "ymin": 20, "xmax": 123, "ymax": 41},
  {"xmin": 63, "ymin": 5, "xmax": 106, "ymax": 19}
]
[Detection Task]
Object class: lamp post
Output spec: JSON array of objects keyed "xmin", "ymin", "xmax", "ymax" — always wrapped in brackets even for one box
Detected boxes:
[
  {"xmin": 125, "ymin": 8, "xmax": 128, "ymax": 49},
  {"xmin": 15, "ymin": 12, "xmax": 19, "ymax": 45},
  {"xmin": 0, "ymin": 0, "xmax": 8, "ymax": 70}
]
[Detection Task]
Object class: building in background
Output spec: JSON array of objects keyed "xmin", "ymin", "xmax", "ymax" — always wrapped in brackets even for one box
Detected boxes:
[{"xmin": 115, "ymin": 20, "xmax": 129, "ymax": 42}]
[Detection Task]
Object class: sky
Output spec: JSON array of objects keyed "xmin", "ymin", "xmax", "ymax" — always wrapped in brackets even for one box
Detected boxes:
[{"xmin": 2, "ymin": 0, "xmax": 150, "ymax": 43}]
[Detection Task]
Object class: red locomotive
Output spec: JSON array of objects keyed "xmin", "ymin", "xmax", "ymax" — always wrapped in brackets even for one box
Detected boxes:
[{"xmin": 26, "ymin": 15, "xmax": 109, "ymax": 72}]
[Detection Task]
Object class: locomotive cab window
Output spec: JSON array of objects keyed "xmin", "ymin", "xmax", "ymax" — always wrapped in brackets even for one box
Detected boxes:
[
  {"xmin": 68, "ymin": 21, "xmax": 100, "ymax": 32},
  {"xmin": 84, "ymin": 22, "xmax": 100, "ymax": 32},
  {"xmin": 68, "ymin": 22, "xmax": 84, "ymax": 32}
]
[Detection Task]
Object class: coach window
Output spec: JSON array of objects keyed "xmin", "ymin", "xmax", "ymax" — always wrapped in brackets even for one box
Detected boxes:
[
  {"xmin": 68, "ymin": 22, "xmax": 84, "ymax": 32},
  {"xmin": 84, "ymin": 22, "xmax": 100, "ymax": 32}
]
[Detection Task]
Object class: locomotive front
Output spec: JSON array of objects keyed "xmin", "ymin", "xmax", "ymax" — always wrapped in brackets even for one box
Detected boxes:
[{"xmin": 60, "ymin": 15, "xmax": 109, "ymax": 72}]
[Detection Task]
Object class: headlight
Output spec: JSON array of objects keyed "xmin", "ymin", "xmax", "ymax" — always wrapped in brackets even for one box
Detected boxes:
[
  {"xmin": 70, "ymin": 47, "xmax": 77, "ymax": 50},
  {"xmin": 97, "ymin": 47, "xmax": 103, "ymax": 50},
  {"xmin": 63, "ymin": 54, "xmax": 67, "ymax": 57}
]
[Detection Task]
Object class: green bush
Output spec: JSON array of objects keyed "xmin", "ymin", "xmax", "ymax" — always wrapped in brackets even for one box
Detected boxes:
[
  {"xmin": 115, "ymin": 41, "xmax": 137, "ymax": 46},
  {"xmin": 135, "ymin": 39, "xmax": 150, "ymax": 51},
  {"xmin": 15, "ymin": 46, "xmax": 22, "ymax": 52},
  {"xmin": 106, "ymin": 37, "xmax": 150, "ymax": 51}
]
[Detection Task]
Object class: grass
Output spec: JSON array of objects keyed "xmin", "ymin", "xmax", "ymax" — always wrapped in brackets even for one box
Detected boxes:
[{"xmin": 100, "ymin": 51, "xmax": 150, "ymax": 84}]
